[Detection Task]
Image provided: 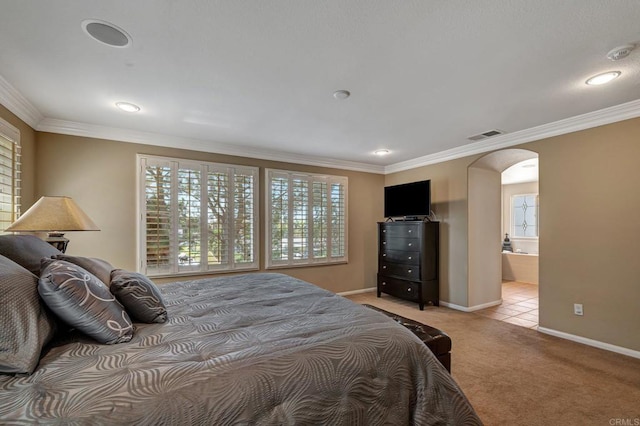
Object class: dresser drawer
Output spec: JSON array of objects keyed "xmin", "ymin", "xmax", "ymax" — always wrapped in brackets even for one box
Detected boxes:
[
  {"xmin": 379, "ymin": 261, "xmax": 420, "ymax": 281},
  {"xmin": 377, "ymin": 276, "xmax": 420, "ymax": 302},
  {"xmin": 380, "ymin": 249, "xmax": 420, "ymax": 265},
  {"xmin": 380, "ymin": 223, "xmax": 421, "ymax": 238},
  {"xmin": 380, "ymin": 237, "xmax": 420, "ymax": 251}
]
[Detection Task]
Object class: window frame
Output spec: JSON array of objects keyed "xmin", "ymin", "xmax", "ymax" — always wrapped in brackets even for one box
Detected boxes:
[
  {"xmin": 137, "ymin": 154, "xmax": 259, "ymax": 277},
  {"xmin": 265, "ymin": 168, "xmax": 348, "ymax": 269},
  {"xmin": 0, "ymin": 118, "xmax": 20, "ymax": 233}
]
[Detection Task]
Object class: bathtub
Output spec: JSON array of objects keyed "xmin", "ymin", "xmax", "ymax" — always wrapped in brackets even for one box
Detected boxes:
[{"xmin": 502, "ymin": 252, "xmax": 538, "ymax": 284}]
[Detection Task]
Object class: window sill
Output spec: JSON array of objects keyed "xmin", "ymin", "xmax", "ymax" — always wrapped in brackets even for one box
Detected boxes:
[
  {"xmin": 266, "ymin": 260, "xmax": 348, "ymax": 270},
  {"xmin": 145, "ymin": 266, "xmax": 259, "ymax": 279}
]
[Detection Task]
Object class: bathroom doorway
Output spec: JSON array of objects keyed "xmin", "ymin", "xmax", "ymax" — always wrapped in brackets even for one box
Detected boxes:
[
  {"xmin": 495, "ymin": 158, "xmax": 539, "ymax": 328},
  {"xmin": 467, "ymin": 149, "xmax": 539, "ymax": 328}
]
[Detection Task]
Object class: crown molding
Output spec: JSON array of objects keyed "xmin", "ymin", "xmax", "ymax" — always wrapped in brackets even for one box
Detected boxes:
[
  {"xmin": 384, "ymin": 98, "xmax": 640, "ymax": 174},
  {"xmin": 0, "ymin": 116, "xmax": 20, "ymax": 143},
  {"xmin": 3, "ymin": 64, "xmax": 637, "ymax": 176},
  {"xmin": 36, "ymin": 118, "xmax": 385, "ymax": 174},
  {"xmin": 0, "ymin": 74, "xmax": 44, "ymax": 128}
]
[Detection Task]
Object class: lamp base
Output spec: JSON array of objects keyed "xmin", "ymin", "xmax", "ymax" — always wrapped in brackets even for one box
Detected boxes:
[{"xmin": 45, "ymin": 233, "xmax": 69, "ymax": 253}]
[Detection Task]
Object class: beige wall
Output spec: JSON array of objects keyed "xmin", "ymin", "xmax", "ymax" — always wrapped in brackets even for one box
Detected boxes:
[
  {"xmin": 468, "ymin": 166, "xmax": 502, "ymax": 308},
  {"xmin": 530, "ymin": 118, "xmax": 640, "ymax": 352},
  {"xmin": 386, "ymin": 156, "xmax": 479, "ymax": 307},
  {"xmin": 34, "ymin": 132, "xmax": 384, "ymax": 293},
  {"xmin": 388, "ymin": 117, "xmax": 640, "ymax": 351}
]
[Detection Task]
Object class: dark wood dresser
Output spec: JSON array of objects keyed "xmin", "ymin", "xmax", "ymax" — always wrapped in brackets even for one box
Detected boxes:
[{"xmin": 377, "ymin": 221, "xmax": 439, "ymax": 310}]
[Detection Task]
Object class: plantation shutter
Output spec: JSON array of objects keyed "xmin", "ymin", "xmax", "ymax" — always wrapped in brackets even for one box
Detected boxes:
[
  {"xmin": 0, "ymin": 133, "xmax": 20, "ymax": 232},
  {"xmin": 232, "ymin": 169, "xmax": 256, "ymax": 265},
  {"xmin": 143, "ymin": 159, "xmax": 174, "ymax": 275},
  {"xmin": 330, "ymin": 181, "xmax": 346, "ymax": 258},
  {"xmin": 205, "ymin": 163, "xmax": 258, "ymax": 271},
  {"xmin": 270, "ymin": 173, "xmax": 289, "ymax": 262},
  {"xmin": 267, "ymin": 169, "xmax": 347, "ymax": 268},
  {"xmin": 291, "ymin": 175, "xmax": 309, "ymax": 261},
  {"xmin": 139, "ymin": 155, "xmax": 258, "ymax": 276}
]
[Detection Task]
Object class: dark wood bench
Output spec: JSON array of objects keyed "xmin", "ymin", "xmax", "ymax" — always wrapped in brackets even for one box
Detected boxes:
[{"xmin": 363, "ymin": 304, "xmax": 452, "ymax": 372}]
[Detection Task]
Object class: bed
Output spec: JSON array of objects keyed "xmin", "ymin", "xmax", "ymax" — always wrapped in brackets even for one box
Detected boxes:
[{"xmin": 0, "ymin": 238, "xmax": 481, "ymax": 425}]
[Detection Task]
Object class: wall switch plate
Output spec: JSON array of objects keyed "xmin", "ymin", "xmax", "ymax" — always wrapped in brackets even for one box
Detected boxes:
[{"xmin": 574, "ymin": 303, "xmax": 584, "ymax": 316}]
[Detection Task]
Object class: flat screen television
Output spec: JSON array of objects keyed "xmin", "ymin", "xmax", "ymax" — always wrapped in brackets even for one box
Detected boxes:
[{"xmin": 384, "ymin": 180, "xmax": 431, "ymax": 219}]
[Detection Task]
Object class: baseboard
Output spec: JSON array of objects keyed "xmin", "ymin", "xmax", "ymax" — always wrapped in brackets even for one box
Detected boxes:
[
  {"xmin": 440, "ymin": 299, "xmax": 502, "ymax": 312},
  {"xmin": 337, "ymin": 287, "xmax": 376, "ymax": 296},
  {"xmin": 538, "ymin": 327, "xmax": 640, "ymax": 359}
]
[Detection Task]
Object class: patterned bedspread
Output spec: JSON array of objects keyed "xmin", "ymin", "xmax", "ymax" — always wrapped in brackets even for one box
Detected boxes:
[{"xmin": 0, "ymin": 273, "xmax": 481, "ymax": 425}]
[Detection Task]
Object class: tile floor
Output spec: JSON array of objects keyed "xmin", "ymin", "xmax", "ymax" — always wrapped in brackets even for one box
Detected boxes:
[{"xmin": 474, "ymin": 280, "xmax": 539, "ymax": 329}]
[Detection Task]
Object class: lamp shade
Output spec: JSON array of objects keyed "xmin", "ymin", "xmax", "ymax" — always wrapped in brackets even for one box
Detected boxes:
[{"xmin": 6, "ymin": 196, "xmax": 99, "ymax": 232}]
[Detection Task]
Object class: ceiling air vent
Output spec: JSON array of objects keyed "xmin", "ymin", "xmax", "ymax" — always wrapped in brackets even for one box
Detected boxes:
[{"xmin": 467, "ymin": 129, "xmax": 505, "ymax": 141}]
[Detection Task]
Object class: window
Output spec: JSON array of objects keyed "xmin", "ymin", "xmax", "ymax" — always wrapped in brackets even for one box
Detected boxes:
[
  {"xmin": 138, "ymin": 155, "xmax": 258, "ymax": 276},
  {"xmin": 266, "ymin": 169, "xmax": 347, "ymax": 268},
  {"xmin": 0, "ymin": 119, "xmax": 20, "ymax": 232},
  {"xmin": 511, "ymin": 193, "xmax": 538, "ymax": 238}
]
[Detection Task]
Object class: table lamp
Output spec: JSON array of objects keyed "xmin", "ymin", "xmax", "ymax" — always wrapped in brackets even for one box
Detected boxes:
[{"xmin": 5, "ymin": 196, "xmax": 99, "ymax": 253}]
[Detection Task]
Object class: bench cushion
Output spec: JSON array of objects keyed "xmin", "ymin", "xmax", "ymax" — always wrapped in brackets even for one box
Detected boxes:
[{"xmin": 362, "ymin": 304, "xmax": 451, "ymax": 372}]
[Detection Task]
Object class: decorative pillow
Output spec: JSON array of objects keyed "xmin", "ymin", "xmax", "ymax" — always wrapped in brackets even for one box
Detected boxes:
[
  {"xmin": 38, "ymin": 259, "xmax": 133, "ymax": 344},
  {"xmin": 52, "ymin": 254, "xmax": 114, "ymax": 286},
  {"xmin": 0, "ymin": 255, "xmax": 57, "ymax": 375},
  {"xmin": 0, "ymin": 234, "xmax": 62, "ymax": 276},
  {"xmin": 110, "ymin": 270, "xmax": 168, "ymax": 323}
]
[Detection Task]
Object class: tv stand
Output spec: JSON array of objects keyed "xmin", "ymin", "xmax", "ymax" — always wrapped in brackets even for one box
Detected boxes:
[{"xmin": 377, "ymin": 221, "xmax": 439, "ymax": 309}]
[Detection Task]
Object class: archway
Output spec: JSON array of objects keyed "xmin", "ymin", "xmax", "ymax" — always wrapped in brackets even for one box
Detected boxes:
[{"xmin": 467, "ymin": 149, "xmax": 538, "ymax": 308}]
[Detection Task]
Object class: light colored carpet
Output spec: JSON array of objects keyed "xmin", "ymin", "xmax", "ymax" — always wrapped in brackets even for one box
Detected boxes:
[{"xmin": 346, "ymin": 292, "xmax": 640, "ymax": 426}]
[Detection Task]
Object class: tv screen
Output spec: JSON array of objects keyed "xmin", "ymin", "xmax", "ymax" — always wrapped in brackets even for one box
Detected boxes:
[{"xmin": 384, "ymin": 180, "xmax": 431, "ymax": 219}]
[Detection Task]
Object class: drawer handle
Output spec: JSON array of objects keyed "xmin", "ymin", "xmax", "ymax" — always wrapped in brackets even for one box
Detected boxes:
[
  {"xmin": 407, "ymin": 288, "xmax": 412, "ymax": 292},
  {"xmin": 382, "ymin": 266, "xmax": 387, "ymax": 269},
  {"xmin": 408, "ymin": 269, "xmax": 412, "ymax": 273},
  {"xmin": 408, "ymin": 230, "xmax": 412, "ymax": 233},
  {"xmin": 383, "ymin": 230, "xmax": 386, "ymax": 233},
  {"xmin": 382, "ymin": 253, "xmax": 386, "ymax": 257},
  {"xmin": 383, "ymin": 242, "xmax": 387, "ymax": 245},
  {"xmin": 408, "ymin": 256, "xmax": 412, "ymax": 260},
  {"xmin": 408, "ymin": 243, "xmax": 412, "ymax": 247},
  {"xmin": 382, "ymin": 282, "xmax": 386, "ymax": 286}
]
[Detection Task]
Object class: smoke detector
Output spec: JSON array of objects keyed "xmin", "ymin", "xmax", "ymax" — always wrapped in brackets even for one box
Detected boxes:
[
  {"xmin": 607, "ymin": 44, "xmax": 635, "ymax": 61},
  {"xmin": 333, "ymin": 90, "xmax": 351, "ymax": 100}
]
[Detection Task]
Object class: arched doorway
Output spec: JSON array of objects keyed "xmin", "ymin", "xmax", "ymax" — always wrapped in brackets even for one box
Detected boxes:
[{"xmin": 467, "ymin": 149, "xmax": 539, "ymax": 309}]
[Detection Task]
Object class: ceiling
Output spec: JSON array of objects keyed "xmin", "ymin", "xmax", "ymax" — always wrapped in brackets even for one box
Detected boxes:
[
  {"xmin": 502, "ymin": 158, "xmax": 538, "ymax": 185},
  {"xmin": 1, "ymin": 1, "xmax": 639, "ymax": 174}
]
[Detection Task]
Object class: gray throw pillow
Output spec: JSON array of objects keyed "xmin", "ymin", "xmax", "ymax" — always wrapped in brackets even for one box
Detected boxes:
[
  {"xmin": 110, "ymin": 270, "xmax": 168, "ymax": 323},
  {"xmin": 0, "ymin": 255, "xmax": 57, "ymax": 375},
  {"xmin": 0, "ymin": 234, "xmax": 62, "ymax": 276},
  {"xmin": 38, "ymin": 259, "xmax": 134, "ymax": 344},
  {"xmin": 52, "ymin": 254, "xmax": 114, "ymax": 286}
]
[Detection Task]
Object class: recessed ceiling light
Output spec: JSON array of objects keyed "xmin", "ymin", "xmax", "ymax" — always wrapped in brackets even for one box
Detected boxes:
[
  {"xmin": 374, "ymin": 149, "xmax": 390, "ymax": 156},
  {"xmin": 82, "ymin": 19, "xmax": 132, "ymax": 48},
  {"xmin": 333, "ymin": 90, "xmax": 351, "ymax": 100},
  {"xmin": 116, "ymin": 102, "xmax": 140, "ymax": 112},
  {"xmin": 585, "ymin": 71, "xmax": 621, "ymax": 86}
]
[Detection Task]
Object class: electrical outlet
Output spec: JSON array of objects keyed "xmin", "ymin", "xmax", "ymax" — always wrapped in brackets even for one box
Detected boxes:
[{"xmin": 574, "ymin": 303, "xmax": 584, "ymax": 316}]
